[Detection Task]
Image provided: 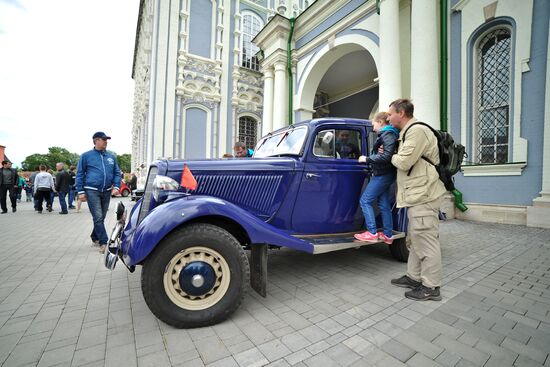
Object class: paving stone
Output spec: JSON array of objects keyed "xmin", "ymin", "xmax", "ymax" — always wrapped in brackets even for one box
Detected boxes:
[
  {"xmin": 258, "ymin": 339, "xmax": 292, "ymax": 362},
  {"xmin": 284, "ymin": 349, "xmax": 312, "ymax": 365},
  {"xmin": 303, "ymin": 352, "xmax": 339, "ymax": 367},
  {"xmin": 71, "ymin": 343, "xmax": 106, "ymax": 366},
  {"xmin": 501, "ymin": 336, "xmax": 547, "ymax": 364},
  {"xmin": 206, "ymin": 356, "xmax": 240, "ymax": 367},
  {"xmin": 417, "ymin": 318, "xmax": 464, "ymax": 340},
  {"xmin": 324, "ymin": 343, "xmax": 361, "ymax": 366},
  {"xmin": 433, "ymin": 334, "xmax": 490, "ymax": 366},
  {"xmin": 514, "ymin": 355, "xmax": 546, "ymax": 367},
  {"xmin": 104, "ymin": 342, "xmax": 137, "ymax": 367},
  {"xmin": 406, "ymin": 353, "xmax": 444, "ymax": 367},
  {"xmin": 394, "ymin": 330, "xmax": 444, "ymax": 359},
  {"xmin": 195, "ymin": 336, "xmax": 232, "ymax": 365},
  {"xmin": 2, "ymin": 337, "xmax": 48, "ymax": 366},
  {"xmin": 504, "ymin": 310, "xmax": 541, "ymax": 329},
  {"xmin": 227, "ymin": 340, "xmax": 256, "ymax": 355},
  {"xmin": 233, "ymin": 347, "xmax": 269, "ymax": 367},
  {"xmin": 381, "ymin": 339, "xmax": 415, "ymax": 363},
  {"xmin": 297, "ymin": 324, "xmax": 329, "ymax": 344},
  {"xmin": 281, "ymin": 331, "xmax": 311, "ymax": 352},
  {"xmin": 137, "ymin": 350, "xmax": 172, "ymax": 367}
]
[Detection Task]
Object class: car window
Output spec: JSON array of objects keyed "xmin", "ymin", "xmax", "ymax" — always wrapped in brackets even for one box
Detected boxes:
[
  {"xmin": 313, "ymin": 129, "xmax": 362, "ymax": 159},
  {"xmin": 335, "ymin": 130, "xmax": 361, "ymax": 159},
  {"xmin": 254, "ymin": 126, "xmax": 308, "ymax": 157},
  {"xmin": 313, "ymin": 130, "xmax": 336, "ymax": 158}
]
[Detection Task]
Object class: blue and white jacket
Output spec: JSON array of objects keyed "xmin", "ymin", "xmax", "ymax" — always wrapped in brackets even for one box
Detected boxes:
[{"xmin": 75, "ymin": 148, "xmax": 121, "ymax": 194}]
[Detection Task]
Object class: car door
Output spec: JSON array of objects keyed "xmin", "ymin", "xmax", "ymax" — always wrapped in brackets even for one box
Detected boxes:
[{"xmin": 291, "ymin": 126, "xmax": 369, "ymax": 234}]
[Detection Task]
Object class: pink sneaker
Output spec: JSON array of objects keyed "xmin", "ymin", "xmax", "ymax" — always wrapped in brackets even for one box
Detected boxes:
[
  {"xmin": 378, "ymin": 232, "xmax": 394, "ymax": 244},
  {"xmin": 354, "ymin": 231, "xmax": 379, "ymax": 242}
]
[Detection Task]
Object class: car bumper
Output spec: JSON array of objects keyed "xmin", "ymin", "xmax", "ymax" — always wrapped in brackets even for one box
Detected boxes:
[{"xmin": 104, "ymin": 202, "xmax": 127, "ymax": 270}]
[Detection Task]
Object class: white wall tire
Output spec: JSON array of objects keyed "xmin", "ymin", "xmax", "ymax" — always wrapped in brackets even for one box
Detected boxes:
[{"xmin": 141, "ymin": 223, "xmax": 249, "ymax": 328}]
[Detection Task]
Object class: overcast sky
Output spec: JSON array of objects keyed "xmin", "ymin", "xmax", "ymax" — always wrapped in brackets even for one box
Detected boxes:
[{"xmin": 0, "ymin": 0, "xmax": 139, "ymax": 168}]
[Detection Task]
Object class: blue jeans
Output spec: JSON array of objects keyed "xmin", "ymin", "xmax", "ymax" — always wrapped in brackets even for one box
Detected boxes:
[
  {"xmin": 68, "ymin": 186, "xmax": 76, "ymax": 208},
  {"xmin": 58, "ymin": 191, "xmax": 68, "ymax": 213},
  {"xmin": 86, "ymin": 190, "xmax": 111, "ymax": 245},
  {"xmin": 359, "ymin": 172, "xmax": 396, "ymax": 237}
]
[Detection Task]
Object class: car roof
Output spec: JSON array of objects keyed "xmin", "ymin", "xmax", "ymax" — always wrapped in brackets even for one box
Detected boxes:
[{"xmin": 268, "ymin": 118, "xmax": 372, "ymax": 135}]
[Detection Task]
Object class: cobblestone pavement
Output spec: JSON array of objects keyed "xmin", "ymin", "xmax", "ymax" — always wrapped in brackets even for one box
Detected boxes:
[{"xmin": 1, "ymin": 199, "xmax": 549, "ymax": 367}]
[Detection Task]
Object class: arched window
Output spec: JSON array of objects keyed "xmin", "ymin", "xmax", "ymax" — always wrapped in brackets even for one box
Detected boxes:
[
  {"xmin": 238, "ymin": 116, "xmax": 258, "ymax": 150},
  {"xmin": 474, "ymin": 27, "xmax": 512, "ymax": 164},
  {"xmin": 241, "ymin": 12, "xmax": 263, "ymax": 71}
]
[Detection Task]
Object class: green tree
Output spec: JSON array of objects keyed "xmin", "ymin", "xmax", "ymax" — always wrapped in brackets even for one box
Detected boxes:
[
  {"xmin": 117, "ymin": 153, "xmax": 131, "ymax": 174},
  {"xmin": 22, "ymin": 147, "xmax": 80, "ymax": 171}
]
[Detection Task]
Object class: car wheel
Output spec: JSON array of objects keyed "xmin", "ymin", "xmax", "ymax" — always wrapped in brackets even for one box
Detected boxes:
[
  {"xmin": 389, "ymin": 237, "xmax": 409, "ymax": 262},
  {"xmin": 121, "ymin": 189, "xmax": 130, "ymax": 197},
  {"xmin": 141, "ymin": 223, "xmax": 249, "ymax": 328}
]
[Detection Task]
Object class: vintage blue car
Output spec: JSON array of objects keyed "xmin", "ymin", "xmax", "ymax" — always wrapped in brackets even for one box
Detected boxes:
[{"xmin": 105, "ymin": 118, "xmax": 408, "ymax": 328}]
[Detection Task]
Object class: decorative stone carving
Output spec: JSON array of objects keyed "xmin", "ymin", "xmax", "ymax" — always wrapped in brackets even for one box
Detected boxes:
[
  {"xmin": 176, "ymin": 55, "xmax": 222, "ymax": 104},
  {"xmin": 233, "ymin": 68, "xmax": 264, "ymax": 112}
]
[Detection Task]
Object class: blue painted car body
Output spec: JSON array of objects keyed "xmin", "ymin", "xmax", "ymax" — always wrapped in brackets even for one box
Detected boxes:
[{"xmin": 118, "ymin": 118, "xmax": 405, "ymax": 267}]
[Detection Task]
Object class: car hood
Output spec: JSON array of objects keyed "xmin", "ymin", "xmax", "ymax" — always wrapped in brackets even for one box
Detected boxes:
[{"xmin": 160, "ymin": 158, "xmax": 300, "ymax": 220}]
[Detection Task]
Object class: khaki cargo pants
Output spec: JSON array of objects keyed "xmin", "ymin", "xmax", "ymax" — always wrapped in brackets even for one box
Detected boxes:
[{"xmin": 406, "ymin": 196, "xmax": 443, "ymax": 288}]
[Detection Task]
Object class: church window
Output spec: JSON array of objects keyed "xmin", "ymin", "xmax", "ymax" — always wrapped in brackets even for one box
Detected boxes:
[
  {"xmin": 474, "ymin": 27, "xmax": 512, "ymax": 164},
  {"xmin": 241, "ymin": 12, "xmax": 263, "ymax": 71},
  {"xmin": 238, "ymin": 116, "xmax": 259, "ymax": 149}
]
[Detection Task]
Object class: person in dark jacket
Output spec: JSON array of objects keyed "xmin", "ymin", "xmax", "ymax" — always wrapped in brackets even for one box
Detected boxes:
[
  {"xmin": 76, "ymin": 132, "xmax": 121, "ymax": 253},
  {"xmin": 354, "ymin": 112, "xmax": 400, "ymax": 244},
  {"xmin": 68, "ymin": 165, "xmax": 77, "ymax": 209},
  {"xmin": 0, "ymin": 160, "xmax": 18, "ymax": 213},
  {"xmin": 55, "ymin": 163, "xmax": 71, "ymax": 214}
]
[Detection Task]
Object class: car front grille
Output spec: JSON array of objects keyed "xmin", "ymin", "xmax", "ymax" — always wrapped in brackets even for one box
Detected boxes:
[{"xmin": 137, "ymin": 166, "xmax": 158, "ymax": 225}]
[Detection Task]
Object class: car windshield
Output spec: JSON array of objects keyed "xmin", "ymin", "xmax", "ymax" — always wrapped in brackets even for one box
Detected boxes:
[{"xmin": 253, "ymin": 126, "xmax": 308, "ymax": 158}]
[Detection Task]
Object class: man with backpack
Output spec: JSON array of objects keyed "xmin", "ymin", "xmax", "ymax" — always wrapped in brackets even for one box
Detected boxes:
[{"xmin": 387, "ymin": 99, "xmax": 447, "ymax": 301}]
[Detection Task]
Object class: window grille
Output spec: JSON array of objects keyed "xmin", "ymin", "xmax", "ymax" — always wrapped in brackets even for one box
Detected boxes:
[
  {"xmin": 241, "ymin": 13, "xmax": 263, "ymax": 71},
  {"xmin": 475, "ymin": 28, "xmax": 511, "ymax": 164},
  {"xmin": 238, "ymin": 116, "xmax": 258, "ymax": 150}
]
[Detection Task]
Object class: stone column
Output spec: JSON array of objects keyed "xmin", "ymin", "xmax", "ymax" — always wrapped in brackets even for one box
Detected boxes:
[
  {"xmin": 410, "ymin": 0, "xmax": 440, "ymax": 127},
  {"xmin": 527, "ymin": 22, "xmax": 550, "ymax": 228},
  {"xmin": 272, "ymin": 61, "xmax": 287, "ymax": 131},
  {"xmin": 262, "ymin": 68, "xmax": 275, "ymax": 136},
  {"xmin": 379, "ymin": 0, "xmax": 402, "ymax": 110}
]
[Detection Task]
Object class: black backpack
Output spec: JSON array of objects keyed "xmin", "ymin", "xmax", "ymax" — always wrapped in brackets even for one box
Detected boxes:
[{"xmin": 402, "ymin": 122, "xmax": 466, "ymax": 191}]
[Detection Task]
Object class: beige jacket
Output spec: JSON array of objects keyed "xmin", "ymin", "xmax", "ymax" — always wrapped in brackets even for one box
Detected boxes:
[{"xmin": 391, "ymin": 118, "xmax": 447, "ymax": 208}]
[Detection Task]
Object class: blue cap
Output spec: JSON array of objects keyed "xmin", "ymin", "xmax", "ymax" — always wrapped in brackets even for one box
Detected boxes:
[{"xmin": 92, "ymin": 131, "xmax": 111, "ymax": 140}]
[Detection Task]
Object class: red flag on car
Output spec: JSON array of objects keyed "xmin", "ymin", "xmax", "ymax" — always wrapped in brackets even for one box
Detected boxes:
[{"xmin": 180, "ymin": 164, "xmax": 198, "ymax": 191}]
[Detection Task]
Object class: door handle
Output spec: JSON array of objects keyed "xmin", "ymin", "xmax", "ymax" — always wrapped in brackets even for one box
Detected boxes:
[{"xmin": 305, "ymin": 173, "xmax": 320, "ymax": 179}]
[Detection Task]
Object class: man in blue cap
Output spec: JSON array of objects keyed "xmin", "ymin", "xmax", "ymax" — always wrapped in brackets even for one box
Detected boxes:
[{"xmin": 75, "ymin": 132, "xmax": 121, "ymax": 254}]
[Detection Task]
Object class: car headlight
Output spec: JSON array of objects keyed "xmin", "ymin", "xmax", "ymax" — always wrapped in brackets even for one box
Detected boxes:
[{"xmin": 152, "ymin": 175, "xmax": 180, "ymax": 201}]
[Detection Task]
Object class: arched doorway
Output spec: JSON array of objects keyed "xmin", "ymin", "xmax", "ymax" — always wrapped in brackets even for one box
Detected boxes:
[
  {"xmin": 296, "ymin": 35, "xmax": 380, "ymax": 121},
  {"xmin": 314, "ymin": 49, "xmax": 378, "ymax": 119}
]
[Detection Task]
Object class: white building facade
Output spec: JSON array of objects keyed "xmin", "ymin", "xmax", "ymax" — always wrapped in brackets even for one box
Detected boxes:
[{"xmin": 131, "ymin": 0, "xmax": 311, "ymax": 172}]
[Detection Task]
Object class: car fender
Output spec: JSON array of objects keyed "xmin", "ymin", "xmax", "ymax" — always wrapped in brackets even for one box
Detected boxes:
[{"xmin": 125, "ymin": 195, "xmax": 312, "ymax": 266}]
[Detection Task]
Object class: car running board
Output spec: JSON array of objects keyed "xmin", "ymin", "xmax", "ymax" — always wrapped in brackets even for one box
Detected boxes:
[{"xmin": 297, "ymin": 231, "xmax": 406, "ymax": 255}]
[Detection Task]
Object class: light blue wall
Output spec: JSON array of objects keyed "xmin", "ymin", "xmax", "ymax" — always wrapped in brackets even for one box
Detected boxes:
[
  {"xmin": 328, "ymin": 87, "xmax": 378, "ymax": 120},
  {"xmin": 451, "ymin": 0, "xmax": 549, "ymax": 205},
  {"xmin": 295, "ymin": 0, "xmax": 369, "ymax": 49},
  {"xmin": 189, "ymin": 0, "xmax": 212, "ymax": 58},
  {"xmin": 185, "ymin": 108, "xmax": 208, "ymax": 159}
]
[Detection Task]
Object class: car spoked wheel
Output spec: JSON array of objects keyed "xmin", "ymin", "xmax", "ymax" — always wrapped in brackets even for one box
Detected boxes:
[
  {"xmin": 164, "ymin": 246, "xmax": 230, "ymax": 310},
  {"xmin": 141, "ymin": 223, "xmax": 249, "ymax": 328}
]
